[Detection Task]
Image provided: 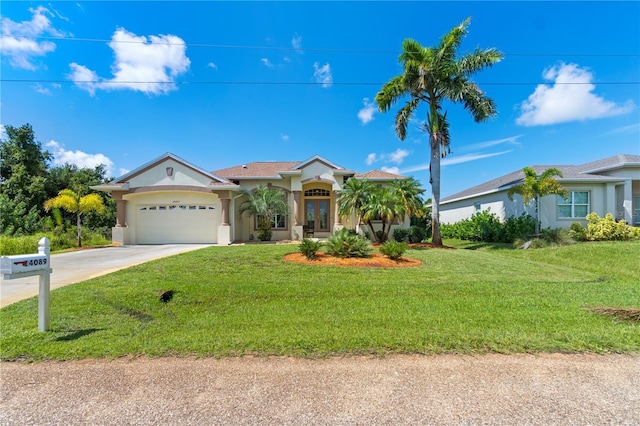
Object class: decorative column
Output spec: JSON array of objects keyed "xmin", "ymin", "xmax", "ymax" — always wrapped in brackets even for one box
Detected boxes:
[
  {"xmin": 220, "ymin": 198, "xmax": 230, "ymax": 225},
  {"xmin": 112, "ymin": 193, "xmax": 127, "ymax": 227},
  {"xmin": 293, "ymin": 191, "xmax": 301, "ymax": 226},
  {"xmin": 334, "ymin": 200, "xmax": 341, "ymax": 225}
]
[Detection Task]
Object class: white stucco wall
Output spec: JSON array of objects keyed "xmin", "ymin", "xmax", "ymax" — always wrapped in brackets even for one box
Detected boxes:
[{"xmin": 440, "ymin": 191, "xmax": 532, "ymax": 224}]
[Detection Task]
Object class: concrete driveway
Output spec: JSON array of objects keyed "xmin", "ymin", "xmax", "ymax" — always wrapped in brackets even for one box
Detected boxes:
[{"xmin": 0, "ymin": 244, "xmax": 212, "ymax": 308}]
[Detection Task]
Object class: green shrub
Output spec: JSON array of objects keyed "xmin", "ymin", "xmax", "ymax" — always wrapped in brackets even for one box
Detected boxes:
[
  {"xmin": 393, "ymin": 228, "xmax": 409, "ymax": 242},
  {"xmin": 441, "ymin": 210, "xmax": 535, "ymax": 243},
  {"xmin": 0, "ymin": 229, "xmax": 110, "ymax": 255},
  {"xmin": 298, "ymin": 238, "xmax": 323, "ymax": 259},
  {"xmin": 407, "ymin": 225, "xmax": 428, "ymax": 243},
  {"xmin": 585, "ymin": 213, "xmax": 637, "ymax": 241},
  {"xmin": 379, "ymin": 241, "xmax": 408, "ymax": 260},
  {"xmin": 325, "ymin": 228, "xmax": 372, "ymax": 258},
  {"xmin": 569, "ymin": 222, "xmax": 587, "ymax": 241}
]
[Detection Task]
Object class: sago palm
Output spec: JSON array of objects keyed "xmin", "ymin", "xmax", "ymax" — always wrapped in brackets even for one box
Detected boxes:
[
  {"xmin": 375, "ymin": 17, "xmax": 503, "ymax": 245},
  {"xmin": 44, "ymin": 189, "xmax": 105, "ymax": 247}
]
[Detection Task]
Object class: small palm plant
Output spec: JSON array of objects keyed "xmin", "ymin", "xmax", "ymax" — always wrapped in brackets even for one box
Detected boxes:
[
  {"xmin": 239, "ymin": 185, "xmax": 289, "ymax": 241},
  {"xmin": 44, "ymin": 189, "xmax": 105, "ymax": 247},
  {"xmin": 507, "ymin": 167, "xmax": 568, "ymax": 235}
]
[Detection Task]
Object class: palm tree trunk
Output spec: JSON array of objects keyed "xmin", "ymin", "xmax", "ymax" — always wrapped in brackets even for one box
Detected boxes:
[
  {"xmin": 430, "ymin": 132, "xmax": 443, "ymax": 246},
  {"xmin": 76, "ymin": 212, "xmax": 82, "ymax": 247}
]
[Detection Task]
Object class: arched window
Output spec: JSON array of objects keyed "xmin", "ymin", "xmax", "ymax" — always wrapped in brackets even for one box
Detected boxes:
[{"xmin": 304, "ymin": 188, "xmax": 330, "ymax": 197}]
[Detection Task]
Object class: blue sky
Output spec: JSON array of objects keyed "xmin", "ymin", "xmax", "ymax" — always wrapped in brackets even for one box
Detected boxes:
[{"xmin": 2, "ymin": 1, "xmax": 639, "ymax": 197}]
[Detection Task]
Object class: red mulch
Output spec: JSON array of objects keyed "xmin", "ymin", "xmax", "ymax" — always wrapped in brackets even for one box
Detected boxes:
[{"xmin": 283, "ymin": 252, "xmax": 422, "ymax": 268}]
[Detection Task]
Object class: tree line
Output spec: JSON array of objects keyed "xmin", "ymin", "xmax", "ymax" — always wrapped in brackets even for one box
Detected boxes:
[{"xmin": 0, "ymin": 123, "xmax": 116, "ymax": 237}]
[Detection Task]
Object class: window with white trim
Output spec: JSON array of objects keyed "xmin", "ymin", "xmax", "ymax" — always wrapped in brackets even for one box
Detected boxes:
[
  {"xmin": 558, "ymin": 191, "xmax": 589, "ymax": 218},
  {"xmin": 256, "ymin": 214, "xmax": 287, "ymax": 230}
]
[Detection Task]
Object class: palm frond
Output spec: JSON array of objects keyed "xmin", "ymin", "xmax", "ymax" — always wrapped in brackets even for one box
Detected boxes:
[
  {"xmin": 375, "ymin": 76, "xmax": 407, "ymax": 112},
  {"xmin": 394, "ymin": 98, "xmax": 420, "ymax": 141}
]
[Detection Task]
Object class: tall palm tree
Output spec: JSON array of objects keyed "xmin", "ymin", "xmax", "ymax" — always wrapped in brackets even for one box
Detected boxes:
[
  {"xmin": 375, "ymin": 17, "xmax": 503, "ymax": 245},
  {"xmin": 44, "ymin": 189, "xmax": 105, "ymax": 247},
  {"xmin": 507, "ymin": 167, "xmax": 568, "ymax": 234},
  {"xmin": 239, "ymin": 185, "xmax": 289, "ymax": 241}
]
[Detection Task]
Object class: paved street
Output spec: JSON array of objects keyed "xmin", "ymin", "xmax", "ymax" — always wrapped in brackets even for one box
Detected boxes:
[
  {"xmin": 0, "ymin": 244, "xmax": 212, "ymax": 307},
  {"xmin": 2, "ymin": 354, "xmax": 639, "ymax": 425}
]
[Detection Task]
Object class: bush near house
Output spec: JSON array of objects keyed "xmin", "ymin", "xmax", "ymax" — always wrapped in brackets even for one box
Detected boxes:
[
  {"xmin": 325, "ymin": 228, "xmax": 372, "ymax": 258},
  {"xmin": 379, "ymin": 241, "xmax": 408, "ymax": 260},
  {"xmin": 570, "ymin": 213, "xmax": 640, "ymax": 242},
  {"xmin": 298, "ymin": 238, "xmax": 323, "ymax": 260},
  {"xmin": 441, "ymin": 210, "xmax": 535, "ymax": 243}
]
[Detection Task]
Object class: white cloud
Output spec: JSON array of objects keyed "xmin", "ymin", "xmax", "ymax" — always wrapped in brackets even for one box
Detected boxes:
[
  {"xmin": 358, "ymin": 98, "xmax": 376, "ymax": 124},
  {"xmin": 68, "ymin": 28, "xmax": 190, "ymax": 95},
  {"xmin": 313, "ymin": 62, "xmax": 332, "ymax": 88},
  {"xmin": 280, "ymin": 133, "xmax": 289, "ymax": 141},
  {"xmin": 118, "ymin": 168, "xmax": 130, "ymax": 177},
  {"xmin": 0, "ymin": 124, "xmax": 6, "ymax": 140},
  {"xmin": 283, "ymin": 56, "xmax": 291, "ymax": 63},
  {"xmin": 458, "ymin": 135, "xmax": 522, "ymax": 152},
  {"xmin": 381, "ymin": 166, "xmax": 400, "ymax": 175},
  {"xmin": 388, "ymin": 148, "xmax": 409, "ymax": 164},
  {"xmin": 1, "ymin": 6, "xmax": 63, "ymax": 70},
  {"xmin": 365, "ymin": 153, "xmax": 377, "ymax": 165},
  {"xmin": 365, "ymin": 149, "xmax": 409, "ymax": 167},
  {"xmin": 207, "ymin": 62, "xmax": 218, "ymax": 70},
  {"xmin": 33, "ymin": 83, "xmax": 57, "ymax": 95},
  {"xmin": 46, "ymin": 140, "xmax": 114, "ymax": 176},
  {"xmin": 401, "ymin": 151, "xmax": 512, "ymax": 173},
  {"xmin": 291, "ymin": 33, "xmax": 303, "ymax": 53},
  {"xmin": 604, "ymin": 123, "xmax": 640, "ymax": 135},
  {"xmin": 261, "ymin": 58, "xmax": 274, "ymax": 68},
  {"xmin": 68, "ymin": 63, "xmax": 99, "ymax": 96},
  {"xmin": 516, "ymin": 63, "xmax": 635, "ymax": 126}
]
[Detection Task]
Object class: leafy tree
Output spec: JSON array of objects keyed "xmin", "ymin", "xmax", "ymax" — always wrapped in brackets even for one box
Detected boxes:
[
  {"xmin": 239, "ymin": 185, "xmax": 289, "ymax": 241},
  {"xmin": 507, "ymin": 166, "xmax": 568, "ymax": 234},
  {"xmin": 0, "ymin": 124, "xmax": 51, "ymax": 234},
  {"xmin": 375, "ymin": 18, "xmax": 503, "ymax": 245},
  {"xmin": 44, "ymin": 189, "xmax": 106, "ymax": 247}
]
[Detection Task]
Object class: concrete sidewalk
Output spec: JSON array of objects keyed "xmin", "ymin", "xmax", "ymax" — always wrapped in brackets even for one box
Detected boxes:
[{"xmin": 0, "ymin": 244, "xmax": 212, "ymax": 308}]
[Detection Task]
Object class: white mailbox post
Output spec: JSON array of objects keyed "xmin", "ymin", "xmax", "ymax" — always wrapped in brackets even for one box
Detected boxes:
[{"xmin": 0, "ymin": 237, "xmax": 52, "ymax": 331}]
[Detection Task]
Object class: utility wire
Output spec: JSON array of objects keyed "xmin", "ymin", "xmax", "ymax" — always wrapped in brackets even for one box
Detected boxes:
[
  {"xmin": 5, "ymin": 35, "xmax": 640, "ymax": 57},
  {"xmin": 2, "ymin": 79, "xmax": 639, "ymax": 86}
]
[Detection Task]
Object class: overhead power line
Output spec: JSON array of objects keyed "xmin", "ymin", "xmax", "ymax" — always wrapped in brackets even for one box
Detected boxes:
[
  {"xmin": 3, "ymin": 79, "xmax": 639, "ymax": 86},
  {"xmin": 5, "ymin": 35, "xmax": 640, "ymax": 57}
]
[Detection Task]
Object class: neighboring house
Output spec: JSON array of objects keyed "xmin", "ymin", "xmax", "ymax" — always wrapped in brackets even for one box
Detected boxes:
[
  {"xmin": 92, "ymin": 153, "xmax": 411, "ymax": 245},
  {"xmin": 439, "ymin": 154, "xmax": 640, "ymax": 230}
]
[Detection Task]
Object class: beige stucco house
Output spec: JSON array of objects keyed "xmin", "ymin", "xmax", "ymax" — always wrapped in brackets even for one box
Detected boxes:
[
  {"xmin": 93, "ymin": 153, "xmax": 410, "ymax": 245},
  {"xmin": 439, "ymin": 154, "xmax": 640, "ymax": 229}
]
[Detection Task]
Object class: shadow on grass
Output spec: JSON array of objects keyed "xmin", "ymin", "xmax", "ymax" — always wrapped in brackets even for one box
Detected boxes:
[{"xmin": 55, "ymin": 328, "xmax": 103, "ymax": 341}]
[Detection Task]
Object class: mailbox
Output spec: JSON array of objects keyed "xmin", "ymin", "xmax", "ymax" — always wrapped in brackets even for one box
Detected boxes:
[{"xmin": 1, "ymin": 254, "xmax": 49, "ymax": 275}]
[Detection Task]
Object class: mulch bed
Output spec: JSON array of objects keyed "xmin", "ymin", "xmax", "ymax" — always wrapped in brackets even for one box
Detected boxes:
[{"xmin": 283, "ymin": 252, "xmax": 422, "ymax": 268}]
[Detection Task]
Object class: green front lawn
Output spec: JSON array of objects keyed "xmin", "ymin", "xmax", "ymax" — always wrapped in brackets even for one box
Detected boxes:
[{"xmin": 1, "ymin": 241, "xmax": 638, "ymax": 360}]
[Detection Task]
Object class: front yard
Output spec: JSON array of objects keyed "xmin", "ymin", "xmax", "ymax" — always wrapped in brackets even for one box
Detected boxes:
[{"xmin": 1, "ymin": 241, "xmax": 638, "ymax": 360}]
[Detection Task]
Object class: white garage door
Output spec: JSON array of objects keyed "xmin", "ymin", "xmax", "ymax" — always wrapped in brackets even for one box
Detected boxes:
[{"xmin": 136, "ymin": 204, "xmax": 218, "ymax": 244}]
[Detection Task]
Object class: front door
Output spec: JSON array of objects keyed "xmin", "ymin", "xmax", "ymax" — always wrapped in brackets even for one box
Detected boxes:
[
  {"xmin": 635, "ymin": 196, "xmax": 640, "ymax": 225},
  {"xmin": 305, "ymin": 200, "xmax": 329, "ymax": 232}
]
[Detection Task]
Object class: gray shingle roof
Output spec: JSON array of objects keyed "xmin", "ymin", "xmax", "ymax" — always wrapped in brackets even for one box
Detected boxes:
[{"xmin": 442, "ymin": 154, "xmax": 640, "ymax": 203}]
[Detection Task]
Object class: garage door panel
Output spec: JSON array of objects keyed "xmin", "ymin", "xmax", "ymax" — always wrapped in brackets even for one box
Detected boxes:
[{"xmin": 136, "ymin": 204, "xmax": 218, "ymax": 244}]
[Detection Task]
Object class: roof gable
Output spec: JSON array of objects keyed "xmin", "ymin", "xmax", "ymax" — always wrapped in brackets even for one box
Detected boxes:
[
  {"xmin": 214, "ymin": 162, "xmax": 300, "ymax": 179},
  {"xmin": 354, "ymin": 170, "xmax": 407, "ymax": 180},
  {"xmin": 112, "ymin": 153, "xmax": 229, "ymax": 185},
  {"xmin": 442, "ymin": 154, "xmax": 639, "ymax": 203}
]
